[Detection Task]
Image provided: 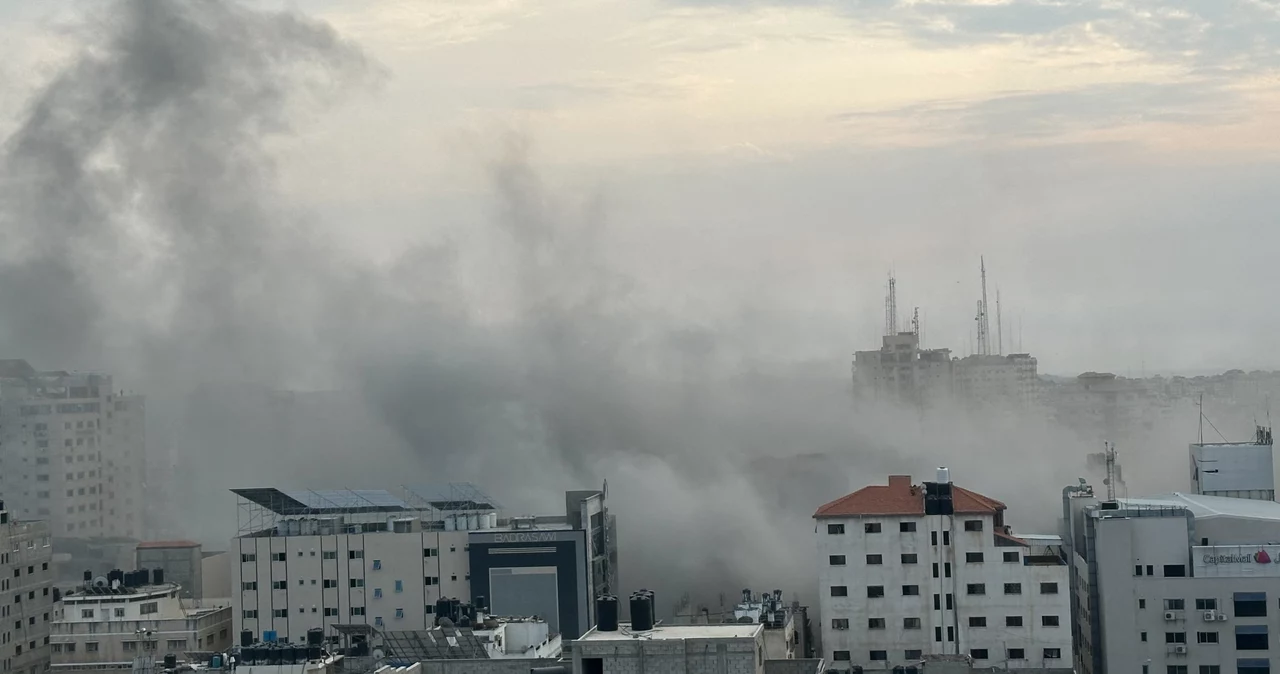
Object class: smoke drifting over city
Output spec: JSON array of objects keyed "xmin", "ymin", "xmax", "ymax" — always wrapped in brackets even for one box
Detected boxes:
[{"xmin": 0, "ymin": 0, "xmax": 1263, "ymax": 615}]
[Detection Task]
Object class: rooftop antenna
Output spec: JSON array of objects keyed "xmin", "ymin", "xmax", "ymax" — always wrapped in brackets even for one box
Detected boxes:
[
  {"xmin": 884, "ymin": 274, "xmax": 898, "ymax": 337},
  {"xmin": 975, "ymin": 256, "xmax": 991, "ymax": 356},
  {"xmin": 1197, "ymin": 393, "xmax": 1204, "ymax": 444},
  {"xmin": 911, "ymin": 307, "xmax": 920, "ymax": 339},
  {"xmin": 996, "ymin": 288, "xmax": 1004, "ymax": 355},
  {"xmin": 1103, "ymin": 441, "xmax": 1117, "ymax": 501}
]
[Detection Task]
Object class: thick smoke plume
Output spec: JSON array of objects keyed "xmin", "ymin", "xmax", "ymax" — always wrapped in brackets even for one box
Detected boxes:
[{"xmin": 0, "ymin": 0, "xmax": 1196, "ymax": 615}]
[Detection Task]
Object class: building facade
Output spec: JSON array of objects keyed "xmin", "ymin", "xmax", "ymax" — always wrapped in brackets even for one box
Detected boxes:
[
  {"xmin": 231, "ymin": 486, "xmax": 615, "ymax": 644},
  {"xmin": 50, "ymin": 582, "xmax": 232, "ymax": 671},
  {"xmin": 0, "ymin": 503, "xmax": 53, "ymax": 674},
  {"xmin": 815, "ymin": 472, "xmax": 1070, "ymax": 670},
  {"xmin": 854, "ymin": 334, "xmax": 955, "ymax": 409},
  {"xmin": 1064, "ymin": 489, "xmax": 1280, "ymax": 674},
  {"xmin": 0, "ymin": 361, "xmax": 145, "ymax": 541},
  {"xmin": 1189, "ymin": 427, "xmax": 1276, "ymax": 501},
  {"xmin": 953, "ymin": 354, "xmax": 1039, "ymax": 410}
]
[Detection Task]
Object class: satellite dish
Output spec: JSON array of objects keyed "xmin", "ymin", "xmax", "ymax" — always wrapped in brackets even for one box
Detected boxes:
[
  {"xmin": 93, "ymin": 577, "xmax": 108, "ymax": 587},
  {"xmin": 371, "ymin": 649, "xmax": 385, "ymax": 661}
]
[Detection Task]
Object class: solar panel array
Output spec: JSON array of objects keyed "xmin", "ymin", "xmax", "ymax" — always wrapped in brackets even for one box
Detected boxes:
[
  {"xmin": 284, "ymin": 489, "xmax": 409, "ymax": 511},
  {"xmin": 381, "ymin": 629, "xmax": 489, "ymax": 661},
  {"xmin": 403, "ymin": 483, "xmax": 499, "ymax": 511}
]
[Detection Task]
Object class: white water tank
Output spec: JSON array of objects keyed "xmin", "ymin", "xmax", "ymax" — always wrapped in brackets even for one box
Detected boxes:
[
  {"xmin": 488, "ymin": 513, "xmax": 498, "ymax": 528},
  {"xmin": 445, "ymin": 515, "xmax": 456, "ymax": 531},
  {"xmin": 936, "ymin": 467, "xmax": 951, "ymax": 484},
  {"xmin": 468, "ymin": 514, "xmax": 479, "ymax": 530}
]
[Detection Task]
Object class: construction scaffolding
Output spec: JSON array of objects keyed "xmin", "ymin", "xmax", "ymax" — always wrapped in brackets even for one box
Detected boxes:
[{"xmin": 232, "ymin": 484, "xmax": 503, "ymax": 537}]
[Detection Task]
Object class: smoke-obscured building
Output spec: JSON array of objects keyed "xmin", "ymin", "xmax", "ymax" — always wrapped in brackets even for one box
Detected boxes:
[
  {"xmin": 230, "ymin": 485, "xmax": 616, "ymax": 644},
  {"xmin": 854, "ymin": 333, "xmax": 954, "ymax": 408},
  {"xmin": 953, "ymin": 353, "xmax": 1039, "ymax": 410},
  {"xmin": 0, "ymin": 501, "xmax": 53, "ymax": 674},
  {"xmin": 0, "ymin": 360, "xmax": 146, "ymax": 541}
]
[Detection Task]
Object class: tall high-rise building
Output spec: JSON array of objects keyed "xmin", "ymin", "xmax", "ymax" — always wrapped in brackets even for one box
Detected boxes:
[
  {"xmin": 853, "ymin": 333, "xmax": 954, "ymax": 408},
  {"xmin": 0, "ymin": 500, "xmax": 54, "ymax": 674},
  {"xmin": 0, "ymin": 360, "xmax": 146, "ymax": 540}
]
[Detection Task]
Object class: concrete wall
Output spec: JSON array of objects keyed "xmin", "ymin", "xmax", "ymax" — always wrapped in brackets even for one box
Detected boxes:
[
  {"xmin": 763, "ymin": 659, "xmax": 823, "ymax": 674},
  {"xmin": 1, "ymin": 518, "xmax": 54, "ymax": 674},
  {"xmin": 203, "ymin": 551, "xmax": 231, "ymax": 599},
  {"xmin": 574, "ymin": 635, "xmax": 764, "ymax": 674},
  {"xmin": 137, "ymin": 545, "xmax": 202, "ymax": 599},
  {"xmin": 419, "ymin": 660, "xmax": 558, "ymax": 674}
]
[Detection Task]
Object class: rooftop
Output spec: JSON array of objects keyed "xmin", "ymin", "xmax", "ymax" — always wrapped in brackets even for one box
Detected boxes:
[
  {"xmin": 814, "ymin": 475, "xmax": 1005, "ymax": 518},
  {"xmin": 137, "ymin": 540, "xmax": 201, "ymax": 549},
  {"xmin": 578, "ymin": 624, "xmax": 763, "ymax": 642},
  {"xmin": 1115, "ymin": 492, "xmax": 1280, "ymax": 523}
]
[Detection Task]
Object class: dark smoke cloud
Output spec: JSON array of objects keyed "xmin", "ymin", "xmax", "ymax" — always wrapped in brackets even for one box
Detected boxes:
[{"xmin": 0, "ymin": 0, "xmax": 1183, "ymax": 614}]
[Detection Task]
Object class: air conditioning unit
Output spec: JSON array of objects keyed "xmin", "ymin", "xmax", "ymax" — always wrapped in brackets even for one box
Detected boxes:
[
  {"xmin": 1164, "ymin": 611, "xmax": 1178, "ymax": 621},
  {"xmin": 1173, "ymin": 645, "xmax": 1187, "ymax": 655},
  {"xmin": 1217, "ymin": 613, "xmax": 1229, "ymax": 621},
  {"xmin": 1203, "ymin": 610, "xmax": 1217, "ymax": 621}
]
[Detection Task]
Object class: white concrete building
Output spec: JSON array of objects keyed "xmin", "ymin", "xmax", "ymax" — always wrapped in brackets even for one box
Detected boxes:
[
  {"xmin": 1189, "ymin": 428, "xmax": 1276, "ymax": 501},
  {"xmin": 853, "ymin": 333, "xmax": 954, "ymax": 409},
  {"xmin": 1063, "ymin": 489, "xmax": 1280, "ymax": 674},
  {"xmin": 953, "ymin": 354, "xmax": 1039, "ymax": 410},
  {"xmin": 572, "ymin": 623, "xmax": 765, "ymax": 674},
  {"xmin": 0, "ymin": 502, "xmax": 54, "ymax": 674},
  {"xmin": 815, "ymin": 471, "xmax": 1070, "ymax": 670},
  {"xmin": 50, "ymin": 580, "xmax": 232, "ymax": 671},
  {"xmin": 0, "ymin": 360, "xmax": 146, "ymax": 541},
  {"xmin": 231, "ymin": 485, "xmax": 615, "ymax": 644}
]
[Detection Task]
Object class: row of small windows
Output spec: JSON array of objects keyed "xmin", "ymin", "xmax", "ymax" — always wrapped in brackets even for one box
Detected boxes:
[
  {"xmin": 8, "ymin": 564, "xmax": 47, "ymax": 578},
  {"xmin": 832, "ymin": 582, "xmax": 1055, "ymax": 597},
  {"xmin": 1143, "ymin": 594, "xmax": 1268, "ymax": 618},
  {"xmin": 835, "ymin": 615, "xmax": 1060, "ymax": 630},
  {"xmin": 245, "ymin": 606, "xmax": 430, "ymax": 620},
  {"xmin": 828, "ymin": 520, "xmax": 983, "ymax": 535},
  {"xmin": 242, "ymin": 577, "xmax": 450, "ymax": 592},
  {"xmin": 831, "ymin": 552, "xmax": 1019, "ymax": 566},
  {"xmin": 834, "ymin": 649, "xmax": 1061, "ymax": 662},
  {"xmin": 241, "ymin": 548, "xmax": 446, "ymax": 564}
]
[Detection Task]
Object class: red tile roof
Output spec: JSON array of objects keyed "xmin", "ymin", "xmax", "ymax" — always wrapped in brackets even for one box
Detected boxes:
[
  {"xmin": 814, "ymin": 475, "xmax": 1006, "ymax": 518},
  {"xmin": 136, "ymin": 540, "xmax": 201, "ymax": 549}
]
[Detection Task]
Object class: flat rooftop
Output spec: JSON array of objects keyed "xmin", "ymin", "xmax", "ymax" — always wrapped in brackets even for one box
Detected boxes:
[
  {"xmin": 1117, "ymin": 492, "xmax": 1280, "ymax": 523},
  {"xmin": 579, "ymin": 623, "xmax": 763, "ymax": 641}
]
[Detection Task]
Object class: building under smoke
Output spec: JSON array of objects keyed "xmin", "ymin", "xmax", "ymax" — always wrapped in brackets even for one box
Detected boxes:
[{"xmin": 0, "ymin": 360, "xmax": 146, "ymax": 542}]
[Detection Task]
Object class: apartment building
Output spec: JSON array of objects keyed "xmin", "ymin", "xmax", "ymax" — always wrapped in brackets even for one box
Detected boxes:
[
  {"xmin": 815, "ymin": 470, "xmax": 1070, "ymax": 670},
  {"xmin": 231, "ymin": 485, "xmax": 615, "ymax": 644},
  {"xmin": 0, "ymin": 502, "xmax": 54, "ymax": 674},
  {"xmin": 51, "ymin": 578, "xmax": 231, "ymax": 671},
  {"xmin": 953, "ymin": 353, "xmax": 1039, "ymax": 410},
  {"xmin": 1189, "ymin": 427, "xmax": 1277, "ymax": 502},
  {"xmin": 1064, "ymin": 488, "xmax": 1280, "ymax": 674},
  {"xmin": 853, "ymin": 333, "xmax": 955, "ymax": 409},
  {"xmin": 0, "ymin": 360, "xmax": 145, "ymax": 541}
]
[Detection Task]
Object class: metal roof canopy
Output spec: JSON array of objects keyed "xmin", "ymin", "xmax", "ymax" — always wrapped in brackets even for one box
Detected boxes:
[
  {"xmin": 232, "ymin": 488, "xmax": 409, "ymax": 516},
  {"xmin": 403, "ymin": 483, "xmax": 500, "ymax": 512},
  {"xmin": 381, "ymin": 629, "xmax": 488, "ymax": 661}
]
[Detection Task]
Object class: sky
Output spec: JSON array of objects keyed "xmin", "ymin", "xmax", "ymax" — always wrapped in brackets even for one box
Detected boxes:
[{"xmin": 4, "ymin": 0, "xmax": 1280, "ymax": 375}]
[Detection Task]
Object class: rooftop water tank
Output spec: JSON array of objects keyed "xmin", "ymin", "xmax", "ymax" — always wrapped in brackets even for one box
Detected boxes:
[
  {"xmin": 596, "ymin": 595, "xmax": 619, "ymax": 631},
  {"xmin": 629, "ymin": 593, "xmax": 653, "ymax": 631}
]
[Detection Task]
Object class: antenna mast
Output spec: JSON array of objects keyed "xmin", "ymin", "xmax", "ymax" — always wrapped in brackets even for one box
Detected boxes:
[
  {"xmin": 996, "ymin": 288, "xmax": 1004, "ymax": 355},
  {"xmin": 884, "ymin": 274, "xmax": 898, "ymax": 336},
  {"xmin": 1103, "ymin": 441, "xmax": 1117, "ymax": 501},
  {"xmin": 975, "ymin": 257, "xmax": 991, "ymax": 356},
  {"xmin": 912, "ymin": 307, "xmax": 920, "ymax": 339}
]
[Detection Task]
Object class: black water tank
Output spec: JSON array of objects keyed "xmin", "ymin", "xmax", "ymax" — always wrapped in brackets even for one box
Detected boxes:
[
  {"xmin": 474, "ymin": 595, "xmax": 487, "ymax": 612},
  {"xmin": 266, "ymin": 647, "xmax": 282, "ymax": 665},
  {"xmin": 241, "ymin": 630, "xmax": 254, "ymax": 648},
  {"xmin": 163, "ymin": 654, "xmax": 177, "ymax": 669},
  {"xmin": 108, "ymin": 569, "xmax": 124, "ymax": 585},
  {"xmin": 307, "ymin": 646, "xmax": 321, "ymax": 661},
  {"xmin": 153, "ymin": 569, "xmax": 165, "ymax": 585},
  {"xmin": 643, "ymin": 590, "xmax": 655, "ymax": 621},
  {"xmin": 434, "ymin": 598, "xmax": 450, "ymax": 624},
  {"xmin": 597, "ymin": 595, "xmax": 619, "ymax": 631},
  {"xmin": 629, "ymin": 593, "xmax": 653, "ymax": 631},
  {"xmin": 307, "ymin": 628, "xmax": 323, "ymax": 646},
  {"xmin": 450, "ymin": 598, "xmax": 461, "ymax": 621},
  {"xmin": 530, "ymin": 667, "xmax": 570, "ymax": 674},
  {"xmin": 83, "ymin": 570, "xmax": 92, "ymax": 582}
]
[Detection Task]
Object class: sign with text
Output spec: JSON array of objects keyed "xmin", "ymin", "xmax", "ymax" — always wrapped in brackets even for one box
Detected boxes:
[
  {"xmin": 1193, "ymin": 546, "xmax": 1280, "ymax": 578},
  {"xmin": 469, "ymin": 529, "xmax": 583, "ymax": 545}
]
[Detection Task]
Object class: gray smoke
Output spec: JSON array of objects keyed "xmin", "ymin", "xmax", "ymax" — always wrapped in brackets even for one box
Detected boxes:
[{"xmin": 0, "ymin": 0, "xmax": 1186, "ymax": 615}]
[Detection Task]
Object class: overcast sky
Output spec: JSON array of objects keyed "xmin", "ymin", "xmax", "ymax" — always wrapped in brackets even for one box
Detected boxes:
[{"xmin": 5, "ymin": 0, "xmax": 1279, "ymax": 376}]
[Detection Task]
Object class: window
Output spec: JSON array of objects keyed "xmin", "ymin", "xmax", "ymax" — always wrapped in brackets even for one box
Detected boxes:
[
  {"xmin": 394, "ymin": 580, "xmax": 403, "ymax": 593},
  {"xmin": 902, "ymin": 585, "xmax": 919, "ymax": 596},
  {"xmin": 241, "ymin": 582, "xmax": 257, "ymax": 591},
  {"xmin": 868, "ymin": 618, "xmax": 885, "ymax": 629},
  {"xmin": 271, "ymin": 581, "xmax": 287, "ymax": 590},
  {"xmin": 905, "ymin": 650, "xmax": 923, "ymax": 659},
  {"xmin": 1044, "ymin": 649, "xmax": 1061, "ymax": 659},
  {"xmin": 349, "ymin": 579, "xmax": 365, "ymax": 588},
  {"xmin": 829, "ymin": 555, "xmax": 847, "ymax": 566},
  {"xmin": 1147, "ymin": 564, "xmax": 1154, "ymax": 575},
  {"xmin": 865, "ymin": 586, "xmax": 882, "ymax": 598},
  {"xmin": 832, "ymin": 652, "xmax": 850, "ymax": 662},
  {"xmin": 1003, "ymin": 551, "xmax": 1019, "ymax": 563},
  {"xmin": 935, "ymin": 626, "xmax": 942, "ymax": 642},
  {"xmin": 865, "ymin": 554, "xmax": 881, "ymax": 565},
  {"xmin": 864, "ymin": 523, "xmax": 881, "ymax": 534},
  {"xmin": 969, "ymin": 617, "xmax": 986, "ymax": 627},
  {"xmin": 424, "ymin": 576, "xmax": 439, "ymax": 586},
  {"xmin": 970, "ymin": 649, "xmax": 989, "ymax": 659},
  {"xmin": 1196, "ymin": 632, "xmax": 1218, "ymax": 644},
  {"xmin": 322, "ymin": 551, "xmax": 337, "ymax": 560},
  {"xmin": 946, "ymin": 594, "xmax": 954, "ymax": 610},
  {"xmin": 1042, "ymin": 615, "xmax": 1060, "ymax": 627},
  {"xmin": 900, "ymin": 521, "xmax": 917, "ymax": 532},
  {"xmin": 1164, "ymin": 598, "xmax": 1186, "ymax": 610},
  {"xmin": 273, "ymin": 609, "xmax": 288, "ymax": 618},
  {"xmin": 901, "ymin": 553, "xmax": 918, "ymax": 564},
  {"xmin": 423, "ymin": 548, "xmax": 438, "ymax": 557},
  {"xmin": 242, "ymin": 610, "xmax": 258, "ymax": 620},
  {"xmin": 943, "ymin": 531, "xmax": 950, "ymax": 545},
  {"xmin": 349, "ymin": 550, "xmax": 364, "ymax": 560},
  {"xmin": 351, "ymin": 607, "xmax": 365, "ymax": 616},
  {"xmin": 933, "ymin": 563, "xmax": 939, "ymax": 578},
  {"xmin": 124, "ymin": 642, "xmax": 138, "ymax": 652},
  {"xmin": 826, "ymin": 523, "xmax": 847, "ymax": 535},
  {"xmin": 967, "ymin": 583, "xmax": 986, "ymax": 595},
  {"xmin": 166, "ymin": 640, "xmax": 187, "ymax": 650},
  {"xmin": 831, "ymin": 619, "xmax": 849, "ymax": 630},
  {"xmin": 271, "ymin": 553, "xmax": 287, "ymax": 562},
  {"xmin": 1195, "ymin": 599, "xmax": 1218, "ymax": 610},
  {"xmin": 964, "ymin": 520, "xmax": 983, "ymax": 531},
  {"xmin": 1007, "ymin": 648, "xmax": 1025, "ymax": 659},
  {"xmin": 323, "ymin": 579, "xmax": 337, "ymax": 589},
  {"xmin": 869, "ymin": 651, "xmax": 887, "ymax": 661},
  {"xmin": 1040, "ymin": 582, "xmax": 1059, "ymax": 594},
  {"xmin": 931, "ymin": 531, "xmax": 938, "ymax": 545},
  {"xmin": 1167, "ymin": 668, "xmax": 1188, "ymax": 674},
  {"xmin": 1164, "ymin": 564, "xmax": 1186, "ymax": 578},
  {"xmin": 1234, "ymin": 592, "xmax": 1267, "ymax": 617},
  {"xmin": 324, "ymin": 608, "xmax": 338, "ymax": 617},
  {"xmin": 241, "ymin": 553, "xmax": 256, "ymax": 563},
  {"xmin": 1004, "ymin": 583, "xmax": 1022, "ymax": 595},
  {"xmin": 831, "ymin": 586, "xmax": 849, "ymax": 597},
  {"xmin": 113, "ymin": 608, "xmax": 124, "ymax": 618},
  {"xmin": 1200, "ymin": 667, "xmax": 1220, "ymax": 674},
  {"xmin": 80, "ymin": 609, "xmax": 94, "ymax": 619},
  {"xmin": 1165, "ymin": 632, "xmax": 1187, "ymax": 644},
  {"xmin": 1135, "ymin": 565, "xmax": 1144, "ymax": 576},
  {"xmin": 1235, "ymin": 624, "xmax": 1269, "ymax": 650},
  {"xmin": 966, "ymin": 552, "xmax": 984, "ymax": 563},
  {"xmin": 1139, "ymin": 599, "xmax": 1147, "ymax": 609},
  {"xmin": 139, "ymin": 602, "xmax": 157, "ymax": 616},
  {"xmin": 903, "ymin": 617, "xmax": 921, "ymax": 629},
  {"xmin": 1006, "ymin": 616, "xmax": 1023, "ymax": 627}
]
